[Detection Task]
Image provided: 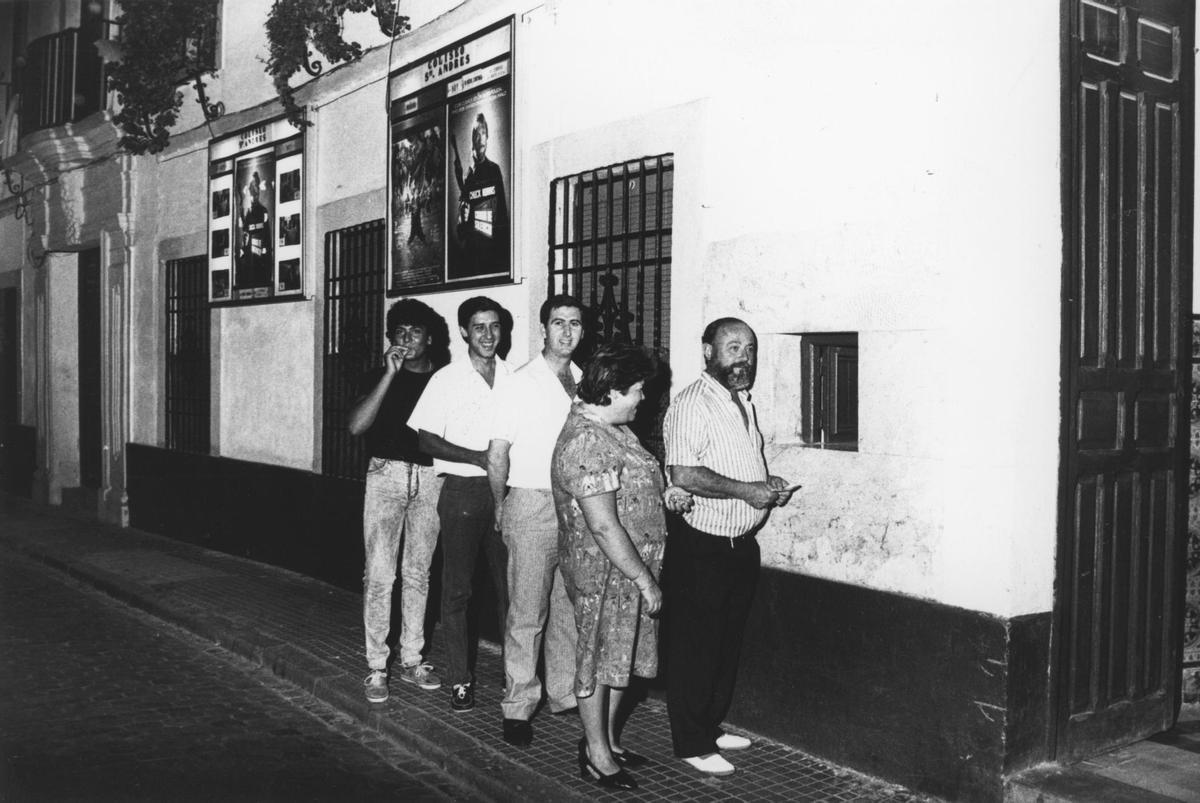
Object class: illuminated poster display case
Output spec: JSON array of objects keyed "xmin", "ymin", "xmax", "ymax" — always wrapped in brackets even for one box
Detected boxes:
[{"xmin": 208, "ymin": 118, "xmax": 305, "ymax": 304}]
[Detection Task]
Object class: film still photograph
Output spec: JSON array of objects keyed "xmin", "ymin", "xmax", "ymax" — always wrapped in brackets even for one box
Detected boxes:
[
  {"xmin": 212, "ymin": 228, "xmax": 230, "ymax": 258},
  {"xmin": 212, "ymin": 188, "xmax": 230, "ymax": 219}
]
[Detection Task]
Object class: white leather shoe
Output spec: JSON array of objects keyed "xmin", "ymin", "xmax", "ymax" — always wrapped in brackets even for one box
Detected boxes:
[
  {"xmin": 715, "ymin": 733, "xmax": 752, "ymax": 751},
  {"xmin": 682, "ymin": 753, "xmax": 736, "ymax": 776}
]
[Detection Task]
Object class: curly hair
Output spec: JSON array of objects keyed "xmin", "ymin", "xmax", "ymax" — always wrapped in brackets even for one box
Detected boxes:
[
  {"xmin": 577, "ymin": 342, "xmax": 658, "ymax": 406},
  {"xmin": 386, "ymin": 298, "xmax": 451, "ymax": 369}
]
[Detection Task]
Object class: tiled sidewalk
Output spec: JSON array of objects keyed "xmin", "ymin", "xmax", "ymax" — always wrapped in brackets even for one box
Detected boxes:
[{"xmin": 0, "ymin": 495, "xmax": 925, "ymax": 802}]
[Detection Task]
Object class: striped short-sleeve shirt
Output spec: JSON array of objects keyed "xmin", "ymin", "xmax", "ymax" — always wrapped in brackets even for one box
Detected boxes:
[{"xmin": 663, "ymin": 372, "xmax": 769, "ymax": 537}]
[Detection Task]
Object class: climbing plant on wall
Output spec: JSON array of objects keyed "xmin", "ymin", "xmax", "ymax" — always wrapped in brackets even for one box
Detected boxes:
[
  {"xmin": 107, "ymin": 0, "xmax": 408, "ymax": 153},
  {"xmin": 106, "ymin": 0, "xmax": 221, "ymax": 154},
  {"xmin": 266, "ymin": 0, "xmax": 409, "ymax": 128}
]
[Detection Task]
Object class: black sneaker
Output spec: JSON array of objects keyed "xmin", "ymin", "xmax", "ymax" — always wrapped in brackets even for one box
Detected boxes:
[
  {"xmin": 450, "ymin": 682, "xmax": 475, "ymax": 712},
  {"xmin": 502, "ymin": 717, "xmax": 533, "ymax": 747}
]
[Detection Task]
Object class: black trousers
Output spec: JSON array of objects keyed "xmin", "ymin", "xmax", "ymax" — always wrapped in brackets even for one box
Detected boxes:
[
  {"xmin": 664, "ymin": 517, "xmax": 760, "ymax": 758},
  {"xmin": 438, "ymin": 475, "xmax": 508, "ymax": 687}
]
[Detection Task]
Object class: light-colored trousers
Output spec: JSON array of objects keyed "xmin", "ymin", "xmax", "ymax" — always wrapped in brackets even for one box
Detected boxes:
[
  {"xmin": 501, "ymin": 487, "xmax": 578, "ymax": 719},
  {"xmin": 363, "ymin": 458, "xmax": 442, "ymax": 671}
]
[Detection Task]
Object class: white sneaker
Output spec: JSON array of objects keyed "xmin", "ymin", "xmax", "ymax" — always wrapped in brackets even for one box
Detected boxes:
[
  {"xmin": 682, "ymin": 753, "xmax": 736, "ymax": 776},
  {"xmin": 363, "ymin": 669, "xmax": 388, "ymax": 703},
  {"xmin": 715, "ymin": 733, "xmax": 752, "ymax": 751},
  {"xmin": 398, "ymin": 662, "xmax": 442, "ymax": 690}
]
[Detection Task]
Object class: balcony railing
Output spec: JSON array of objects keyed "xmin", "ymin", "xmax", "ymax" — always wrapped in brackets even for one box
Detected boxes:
[{"xmin": 18, "ymin": 27, "xmax": 107, "ymax": 137}]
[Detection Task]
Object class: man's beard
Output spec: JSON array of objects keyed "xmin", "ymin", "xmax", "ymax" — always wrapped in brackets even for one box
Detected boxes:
[{"xmin": 710, "ymin": 360, "xmax": 755, "ymax": 390}]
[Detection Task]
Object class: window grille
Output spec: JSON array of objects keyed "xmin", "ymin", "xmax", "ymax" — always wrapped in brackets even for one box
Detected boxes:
[
  {"xmin": 165, "ymin": 255, "xmax": 211, "ymax": 453},
  {"xmin": 18, "ymin": 27, "xmax": 108, "ymax": 135},
  {"xmin": 801, "ymin": 333, "xmax": 858, "ymax": 450},
  {"xmin": 322, "ymin": 219, "xmax": 386, "ymax": 480},
  {"xmin": 548, "ymin": 154, "xmax": 673, "ymax": 454}
]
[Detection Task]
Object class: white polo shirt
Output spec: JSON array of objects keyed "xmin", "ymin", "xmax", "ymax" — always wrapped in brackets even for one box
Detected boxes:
[
  {"xmin": 664, "ymin": 371, "xmax": 769, "ymax": 537},
  {"xmin": 408, "ymin": 357, "xmax": 511, "ymax": 477},
  {"xmin": 491, "ymin": 355, "xmax": 581, "ymax": 490}
]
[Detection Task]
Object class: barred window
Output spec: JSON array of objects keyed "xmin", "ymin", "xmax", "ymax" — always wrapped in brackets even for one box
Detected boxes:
[
  {"xmin": 322, "ymin": 219, "xmax": 386, "ymax": 480},
  {"xmin": 548, "ymin": 154, "xmax": 673, "ymax": 454},
  {"xmin": 165, "ymin": 256, "xmax": 211, "ymax": 453}
]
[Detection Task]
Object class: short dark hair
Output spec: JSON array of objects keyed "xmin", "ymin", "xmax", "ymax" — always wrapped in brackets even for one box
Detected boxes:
[
  {"xmin": 577, "ymin": 342, "xmax": 658, "ymax": 406},
  {"xmin": 457, "ymin": 296, "xmax": 505, "ymax": 330},
  {"xmin": 701, "ymin": 317, "xmax": 749, "ymax": 345},
  {"xmin": 539, "ymin": 294, "xmax": 584, "ymax": 327},
  {"xmin": 387, "ymin": 298, "xmax": 451, "ymax": 368}
]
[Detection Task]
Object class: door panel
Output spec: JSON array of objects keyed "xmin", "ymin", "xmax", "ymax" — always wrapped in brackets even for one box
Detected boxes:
[
  {"xmin": 1057, "ymin": 0, "xmax": 1193, "ymax": 762},
  {"xmin": 0, "ymin": 286, "xmax": 18, "ymax": 482},
  {"xmin": 78, "ymin": 248, "xmax": 101, "ymax": 490}
]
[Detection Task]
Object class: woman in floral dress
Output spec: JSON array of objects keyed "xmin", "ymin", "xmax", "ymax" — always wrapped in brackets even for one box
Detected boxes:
[{"xmin": 551, "ymin": 343, "xmax": 692, "ymax": 791}]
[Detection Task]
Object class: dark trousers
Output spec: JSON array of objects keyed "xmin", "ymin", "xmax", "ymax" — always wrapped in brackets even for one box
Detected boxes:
[
  {"xmin": 438, "ymin": 475, "xmax": 509, "ymax": 687},
  {"xmin": 664, "ymin": 518, "xmax": 760, "ymax": 758}
]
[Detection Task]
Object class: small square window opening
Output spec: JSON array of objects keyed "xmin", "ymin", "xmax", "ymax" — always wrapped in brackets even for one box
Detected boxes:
[{"xmin": 800, "ymin": 332, "xmax": 857, "ymax": 451}]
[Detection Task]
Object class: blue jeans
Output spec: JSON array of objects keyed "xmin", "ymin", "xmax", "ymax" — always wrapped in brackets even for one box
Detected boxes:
[
  {"xmin": 438, "ymin": 475, "xmax": 509, "ymax": 687},
  {"xmin": 363, "ymin": 458, "xmax": 442, "ymax": 671}
]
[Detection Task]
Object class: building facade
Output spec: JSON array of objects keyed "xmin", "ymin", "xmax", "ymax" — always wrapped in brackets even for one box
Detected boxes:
[{"xmin": 0, "ymin": 1, "xmax": 1194, "ymax": 800}]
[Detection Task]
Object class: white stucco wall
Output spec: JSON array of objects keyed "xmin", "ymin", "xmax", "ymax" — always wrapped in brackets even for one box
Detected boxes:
[
  {"xmin": 126, "ymin": 0, "xmax": 1064, "ymax": 618},
  {"xmin": 214, "ymin": 301, "xmax": 315, "ymax": 468},
  {"xmin": 45, "ymin": 253, "xmax": 79, "ymax": 503},
  {"xmin": 504, "ymin": 0, "xmax": 1063, "ymax": 616},
  {"xmin": 0, "ymin": 215, "xmax": 22, "ymax": 275}
]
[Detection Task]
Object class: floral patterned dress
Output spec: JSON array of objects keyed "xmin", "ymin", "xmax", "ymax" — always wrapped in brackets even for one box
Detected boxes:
[{"xmin": 551, "ymin": 404, "xmax": 668, "ymax": 696}]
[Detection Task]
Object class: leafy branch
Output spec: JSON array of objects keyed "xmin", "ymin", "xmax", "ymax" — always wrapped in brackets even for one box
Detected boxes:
[
  {"xmin": 107, "ymin": 0, "xmax": 220, "ymax": 154},
  {"xmin": 106, "ymin": 0, "xmax": 407, "ymax": 153},
  {"xmin": 265, "ymin": 0, "xmax": 409, "ymax": 128}
]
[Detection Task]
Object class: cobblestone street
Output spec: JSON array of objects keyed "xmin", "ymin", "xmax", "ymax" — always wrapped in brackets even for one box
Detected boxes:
[{"xmin": 0, "ymin": 549, "xmax": 466, "ymax": 802}]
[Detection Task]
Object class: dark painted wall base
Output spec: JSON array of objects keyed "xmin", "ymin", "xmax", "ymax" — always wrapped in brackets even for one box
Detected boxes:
[
  {"xmin": 125, "ymin": 444, "xmax": 503, "ymax": 642},
  {"xmin": 730, "ymin": 568, "xmax": 1051, "ymax": 802},
  {"xmin": 127, "ymin": 443, "xmax": 1050, "ymax": 802}
]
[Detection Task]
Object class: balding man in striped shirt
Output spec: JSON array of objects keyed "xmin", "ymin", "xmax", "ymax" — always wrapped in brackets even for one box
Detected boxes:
[{"xmin": 663, "ymin": 317, "xmax": 795, "ymax": 777}]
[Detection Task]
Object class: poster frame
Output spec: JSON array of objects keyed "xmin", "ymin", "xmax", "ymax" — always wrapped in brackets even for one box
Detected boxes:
[
  {"xmin": 207, "ymin": 117, "xmax": 306, "ymax": 306},
  {"xmin": 386, "ymin": 17, "xmax": 516, "ymax": 296}
]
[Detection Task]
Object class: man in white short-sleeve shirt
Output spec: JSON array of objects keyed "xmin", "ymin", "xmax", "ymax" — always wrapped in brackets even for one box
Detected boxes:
[
  {"xmin": 409, "ymin": 295, "xmax": 512, "ymax": 713},
  {"xmin": 487, "ymin": 295, "xmax": 584, "ymax": 747}
]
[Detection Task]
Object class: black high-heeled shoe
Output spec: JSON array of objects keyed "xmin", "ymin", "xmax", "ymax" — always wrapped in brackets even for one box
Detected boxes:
[
  {"xmin": 578, "ymin": 737, "xmax": 638, "ymax": 790},
  {"xmin": 611, "ymin": 746, "xmax": 649, "ymax": 768}
]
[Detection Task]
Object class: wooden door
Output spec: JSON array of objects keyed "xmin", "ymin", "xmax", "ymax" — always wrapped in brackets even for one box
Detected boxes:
[
  {"xmin": 0, "ymin": 286, "xmax": 17, "ymax": 484},
  {"xmin": 78, "ymin": 248, "xmax": 102, "ymax": 490},
  {"xmin": 1056, "ymin": 0, "xmax": 1194, "ymax": 762}
]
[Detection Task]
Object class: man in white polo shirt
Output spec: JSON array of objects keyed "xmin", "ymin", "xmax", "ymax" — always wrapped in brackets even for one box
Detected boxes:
[
  {"xmin": 410, "ymin": 296, "xmax": 512, "ymax": 713},
  {"xmin": 663, "ymin": 317, "xmax": 795, "ymax": 776},
  {"xmin": 487, "ymin": 294, "xmax": 585, "ymax": 747}
]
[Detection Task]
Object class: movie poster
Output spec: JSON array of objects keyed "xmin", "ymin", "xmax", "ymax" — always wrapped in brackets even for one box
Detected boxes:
[
  {"xmin": 233, "ymin": 152, "xmax": 274, "ymax": 293},
  {"xmin": 391, "ymin": 110, "xmax": 444, "ymax": 289},
  {"xmin": 447, "ymin": 77, "xmax": 510, "ymax": 283}
]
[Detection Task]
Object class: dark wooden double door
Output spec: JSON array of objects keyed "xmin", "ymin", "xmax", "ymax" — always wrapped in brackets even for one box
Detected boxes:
[{"xmin": 1057, "ymin": 0, "xmax": 1193, "ymax": 762}]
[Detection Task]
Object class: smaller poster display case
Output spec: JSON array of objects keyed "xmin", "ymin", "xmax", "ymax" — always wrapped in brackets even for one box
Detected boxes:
[{"xmin": 208, "ymin": 119, "xmax": 305, "ymax": 304}]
